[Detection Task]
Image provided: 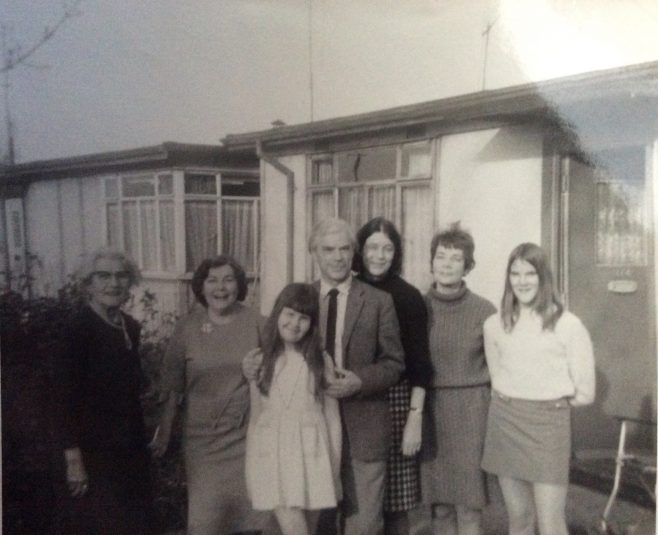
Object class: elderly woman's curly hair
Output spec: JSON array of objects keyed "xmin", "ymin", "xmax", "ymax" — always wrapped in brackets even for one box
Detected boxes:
[{"xmin": 76, "ymin": 247, "xmax": 141, "ymax": 291}]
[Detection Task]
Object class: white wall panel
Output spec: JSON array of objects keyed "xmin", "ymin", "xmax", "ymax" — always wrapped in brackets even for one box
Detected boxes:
[
  {"xmin": 438, "ymin": 126, "xmax": 544, "ymax": 308},
  {"xmin": 81, "ymin": 176, "xmax": 105, "ymax": 252},
  {"xmin": 59, "ymin": 178, "xmax": 85, "ymax": 281},
  {"xmin": 25, "ymin": 180, "xmax": 62, "ymax": 295}
]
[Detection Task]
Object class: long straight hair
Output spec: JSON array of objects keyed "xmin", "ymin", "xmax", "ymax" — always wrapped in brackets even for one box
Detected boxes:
[
  {"xmin": 352, "ymin": 217, "xmax": 403, "ymax": 276},
  {"xmin": 259, "ymin": 283, "xmax": 325, "ymax": 399},
  {"xmin": 500, "ymin": 243, "xmax": 563, "ymax": 332}
]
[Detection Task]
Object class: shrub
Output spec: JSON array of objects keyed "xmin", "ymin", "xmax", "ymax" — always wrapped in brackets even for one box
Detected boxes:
[{"xmin": 0, "ymin": 283, "xmax": 186, "ymax": 533}]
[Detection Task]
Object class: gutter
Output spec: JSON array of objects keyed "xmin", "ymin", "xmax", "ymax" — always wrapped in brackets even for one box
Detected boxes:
[{"xmin": 256, "ymin": 141, "xmax": 295, "ymax": 284}]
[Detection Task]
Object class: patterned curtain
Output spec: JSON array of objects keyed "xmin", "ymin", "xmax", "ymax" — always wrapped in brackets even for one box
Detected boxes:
[
  {"xmin": 596, "ymin": 181, "xmax": 646, "ymax": 265},
  {"xmin": 185, "ymin": 200, "xmax": 218, "ymax": 272},
  {"xmin": 159, "ymin": 200, "xmax": 176, "ymax": 271},
  {"xmin": 140, "ymin": 200, "xmax": 157, "ymax": 271},
  {"xmin": 122, "ymin": 202, "xmax": 139, "ymax": 267},
  {"xmin": 401, "ymin": 184, "xmax": 433, "ymax": 290},
  {"xmin": 368, "ymin": 186, "xmax": 395, "ymax": 220},
  {"xmin": 222, "ymin": 199, "xmax": 257, "ymax": 272}
]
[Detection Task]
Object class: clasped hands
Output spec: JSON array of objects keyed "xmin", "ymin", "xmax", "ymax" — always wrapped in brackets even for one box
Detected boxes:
[
  {"xmin": 322, "ymin": 351, "xmax": 362, "ymax": 398},
  {"xmin": 64, "ymin": 447, "xmax": 89, "ymax": 497}
]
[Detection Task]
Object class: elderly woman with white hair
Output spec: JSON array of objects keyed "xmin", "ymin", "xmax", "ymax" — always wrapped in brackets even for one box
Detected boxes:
[{"xmin": 55, "ymin": 247, "xmax": 155, "ymax": 535}]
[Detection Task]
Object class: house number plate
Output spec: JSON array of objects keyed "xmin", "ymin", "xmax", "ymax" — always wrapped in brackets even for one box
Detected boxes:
[{"xmin": 607, "ymin": 280, "xmax": 638, "ymax": 294}]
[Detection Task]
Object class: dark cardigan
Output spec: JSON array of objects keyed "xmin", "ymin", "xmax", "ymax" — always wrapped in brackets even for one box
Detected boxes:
[{"xmin": 357, "ymin": 273, "xmax": 433, "ymax": 388}]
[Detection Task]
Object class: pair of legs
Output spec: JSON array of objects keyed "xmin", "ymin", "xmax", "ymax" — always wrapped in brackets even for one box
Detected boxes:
[
  {"xmin": 313, "ymin": 457, "xmax": 387, "ymax": 535},
  {"xmin": 430, "ymin": 503, "xmax": 482, "ymax": 535},
  {"xmin": 274, "ymin": 507, "xmax": 322, "ymax": 535},
  {"xmin": 498, "ymin": 476, "xmax": 568, "ymax": 535},
  {"xmin": 383, "ymin": 511, "xmax": 409, "ymax": 535}
]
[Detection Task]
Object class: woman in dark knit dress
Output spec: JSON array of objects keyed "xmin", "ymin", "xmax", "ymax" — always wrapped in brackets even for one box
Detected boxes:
[
  {"xmin": 420, "ymin": 223, "xmax": 496, "ymax": 535},
  {"xmin": 354, "ymin": 217, "xmax": 433, "ymax": 535},
  {"xmin": 55, "ymin": 248, "xmax": 154, "ymax": 535}
]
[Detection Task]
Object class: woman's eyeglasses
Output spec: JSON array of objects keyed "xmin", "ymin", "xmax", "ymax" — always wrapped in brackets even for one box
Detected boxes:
[{"xmin": 92, "ymin": 271, "xmax": 131, "ymax": 283}]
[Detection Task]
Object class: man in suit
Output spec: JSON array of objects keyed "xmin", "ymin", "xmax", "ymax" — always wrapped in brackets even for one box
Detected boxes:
[{"xmin": 310, "ymin": 217, "xmax": 405, "ymax": 535}]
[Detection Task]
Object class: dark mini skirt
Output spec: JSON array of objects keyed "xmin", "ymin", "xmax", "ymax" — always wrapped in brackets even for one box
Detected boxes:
[{"xmin": 481, "ymin": 390, "xmax": 571, "ymax": 485}]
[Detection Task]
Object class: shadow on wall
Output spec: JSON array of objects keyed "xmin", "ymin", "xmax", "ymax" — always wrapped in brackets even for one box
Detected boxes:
[{"xmin": 476, "ymin": 124, "xmax": 543, "ymax": 163}]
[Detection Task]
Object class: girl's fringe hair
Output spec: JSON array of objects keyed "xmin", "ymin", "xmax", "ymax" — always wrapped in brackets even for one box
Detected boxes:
[
  {"xmin": 500, "ymin": 243, "xmax": 563, "ymax": 332},
  {"xmin": 259, "ymin": 283, "xmax": 325, "ymax": 400}
]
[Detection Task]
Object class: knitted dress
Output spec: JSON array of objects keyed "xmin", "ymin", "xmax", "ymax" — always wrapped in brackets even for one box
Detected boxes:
[{"xmin": 420, "ymin": 283, "xmax": 496, "ymax": 509}]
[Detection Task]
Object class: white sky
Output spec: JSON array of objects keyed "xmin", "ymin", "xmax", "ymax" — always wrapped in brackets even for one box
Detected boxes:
[{"xmin": 2, "ymin": 0, "xmax": 658, "ymax": 163}]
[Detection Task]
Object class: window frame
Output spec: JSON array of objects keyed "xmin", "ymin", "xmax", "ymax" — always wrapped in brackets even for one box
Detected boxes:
[
  {"xmin": 306, "ymin": 139, "xmax": 436, "ymax": 281},
  {"xmin": 102, "ymin": 168, "xmax": 260, "ymax": 279}
]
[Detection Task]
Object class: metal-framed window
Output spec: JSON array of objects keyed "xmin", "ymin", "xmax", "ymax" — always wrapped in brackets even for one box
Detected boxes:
[
  {"xmin": 307, "ymin": 140, "xmax": 435, "ymax": 284},
  {"xmin": 103, "ymin": 170, "xmax": 260, "ymax": 276}
]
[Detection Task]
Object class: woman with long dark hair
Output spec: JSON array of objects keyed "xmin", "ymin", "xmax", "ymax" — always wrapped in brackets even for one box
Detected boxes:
[
  {"xmin": 353, "ymin": 217, "xmax": 433, "ymax": 535},
  {"xmin": 481, "ymin": 243, "xmax": 595, "ymax": 535}
]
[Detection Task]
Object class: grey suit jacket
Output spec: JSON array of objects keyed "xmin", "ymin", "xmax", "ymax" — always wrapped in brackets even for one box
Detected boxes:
[{"xmin": 316, "ymin": 278, "xmax": 405, "ymax": 461}]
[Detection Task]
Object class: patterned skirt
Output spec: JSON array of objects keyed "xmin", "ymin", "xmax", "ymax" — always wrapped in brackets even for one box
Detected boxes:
[{"xmin": 384, "ymin": 379, "xmax": 421, "ymax": 512}]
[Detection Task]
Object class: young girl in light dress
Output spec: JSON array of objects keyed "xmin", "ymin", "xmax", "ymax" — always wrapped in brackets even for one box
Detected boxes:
[{"xmin": 245, "ymin": 283, "xmax": 342, "ymax": 535}]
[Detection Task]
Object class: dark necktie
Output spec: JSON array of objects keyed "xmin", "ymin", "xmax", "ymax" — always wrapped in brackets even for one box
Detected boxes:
[{"xmin": 325, "ymin": 288, "xmax": 339, "ymax": 359}]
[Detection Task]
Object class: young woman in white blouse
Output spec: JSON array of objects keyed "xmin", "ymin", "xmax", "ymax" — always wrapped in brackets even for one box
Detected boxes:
[{"xmin": 481, "ymin": 243, "xmax": 595, "ymax": 535}]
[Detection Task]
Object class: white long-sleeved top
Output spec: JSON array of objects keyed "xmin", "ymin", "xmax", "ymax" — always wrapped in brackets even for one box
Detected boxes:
[{"xmin": 483, "ymin": 310, "xmax": 595, "ymax": 406}]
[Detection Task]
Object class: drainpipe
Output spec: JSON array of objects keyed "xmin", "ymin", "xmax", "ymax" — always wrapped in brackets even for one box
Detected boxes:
[{"xmin": 256, "ymin": 141, "xmax": 295, "ymax": 284}]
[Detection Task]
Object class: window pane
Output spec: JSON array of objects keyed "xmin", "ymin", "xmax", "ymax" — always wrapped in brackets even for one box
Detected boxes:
[
  {"xmin": 105, "ymin": 178, "xmax": 118, "ymax": 198},
  {"xmin": 123, "ymin": 175, "xmax": 155, "ymax": 197},
  {"xmin": 401, "ymin": 185, "xmax": 432, "ymax": 289},
  {"xmin": 122, "ymin": 202, "xmax": 140, "ymax": 264},
  {"xmin": 185, "ymin": 201, "xmax": 218, "ymax": 272},
  {"xmin": 221, "ymin": 178, "xmax": 259, "ymax": 197},
  {"xmin": 185, "ymin": 173, "xmax": 217, "ymax": 194},
  {"xmin": 159, "ymin": 201, "xmax": 176, "ymax": 271},
  {"xmin": 368, "ymin": 186, "xmax": 395, "ymax": 220},
  {"xmin": 158, "ymin": 174, "xmax": 173, "ymax": 195},
  {"xmin": 336, "ymin": 147, "xmax": 396, "ymax": 182},
  {"xmin": 311, "ymin": 191, "xmax": 335, "ymax": 225},
  {"xmin": 107, "ymin": 203, "xmax": 119, "ymax": 247},
  {"xmin": 309, "ymin": 191, "xmax": 334, "ymax": 279},
  {"xmin": 339, "ymin": 188, "xmax": 368, "ymax": 230},
  {"xmin": 222, "ymin": 199, "xmax": 257, "ymax": 272},
  {"xmin": 596, "ymin": 181, "xmax": 646, "ymax": 265},
  {"xmin": 401, "ymin": 142, "xmax": 432, "ymax": 177},
  {"xmin": 312, "ymin": 159, "xmax": 334, "ymax": 185},
  {"xmin": 140, "ymin": 200, "xmax": 157, "ymax": 271}
]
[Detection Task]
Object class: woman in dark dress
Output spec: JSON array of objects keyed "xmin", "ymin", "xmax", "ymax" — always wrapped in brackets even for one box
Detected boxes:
[
  {"xmin": 353, "ymin": 217, "xmax": 433, "ymax": 535},
  {"xmin": 55, "ymin": 248, "xmax": 154, "ymax": 535}
]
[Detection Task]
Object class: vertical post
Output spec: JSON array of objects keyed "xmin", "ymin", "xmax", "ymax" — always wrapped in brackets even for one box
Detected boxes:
[
  {"xmin": 481, "ymin": 16, "xmax": 498, "ymax": 92},
  {"xmin": 559, "ymin": 156, "xmax": 570, "ymax": 308},
  {"xmin": 308, "ymin": 0, "xmax": 314, "ymax": 122},
  {"xmin": 2, "ymin": 26, "xmax": 16, "ymax": 164}
]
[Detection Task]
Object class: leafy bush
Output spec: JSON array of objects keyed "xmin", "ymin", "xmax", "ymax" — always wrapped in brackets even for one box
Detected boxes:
[{"xmin": 1, "ymin": 282, "xmax": 186, "ymax": 533}]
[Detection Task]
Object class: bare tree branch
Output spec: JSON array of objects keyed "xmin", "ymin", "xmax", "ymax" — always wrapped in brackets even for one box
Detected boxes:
[{"xmin": 1, "ymin": 0, "xmax": 82, "ymax": 74}]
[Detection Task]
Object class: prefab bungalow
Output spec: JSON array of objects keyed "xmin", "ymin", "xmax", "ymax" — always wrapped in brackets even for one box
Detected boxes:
[
  {"xmin": 0, "ymin": 142, "xmax": 260, "ymax": 314},
  {"xmin": 223, "ymin": 62, "xmax": 658, "ymax": 452}
]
